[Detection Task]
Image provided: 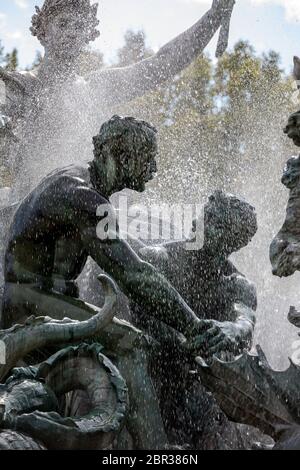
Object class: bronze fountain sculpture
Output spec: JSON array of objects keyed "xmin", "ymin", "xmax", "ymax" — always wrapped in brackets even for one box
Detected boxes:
[
  {"xmin": 3, "ymin": 0, "xmax": 292, "ymax": 451},
  {"xmin": 0, "ymin": 113, "xmax": 258, "ymax": 450},
  {"xmin": 196, "ymin": 92, "xmax": 300, "ymax": 451}
]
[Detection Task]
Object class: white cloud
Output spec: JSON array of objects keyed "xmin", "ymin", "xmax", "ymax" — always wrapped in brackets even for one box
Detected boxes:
[
  {"xmin": 0, "ymin": 12, "xmax": 22, "ymax": 43},
  {"xmin": 181, "ymin": 0, "xmax": 300, "ymax": 21},
  {"xmin": 6, "ymin": 31, "xmax": 23, "ymax": 40},
  {"xmin": 14, "ymin": 0, "xmax": 29, "ymax": 9},
  {"xmin": 251, "ymin": 0, "xmax": 300, "ymax": 22},
  {"xmin": 0, "ymin": 12, "xmax": 7, "ymax": 31},
  {"xmin": 180, "ymin": 0, "xmax": 211, "ymax": 3},
  {"xmin": 0, "ymin": 13, "xmax": 6, "ymax": 21}
]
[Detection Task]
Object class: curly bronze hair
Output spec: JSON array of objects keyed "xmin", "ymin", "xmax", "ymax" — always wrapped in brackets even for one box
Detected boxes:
[
  {"xmin": 30, "ymin": 0, "xmax": 100, "ymax": 46},
  {"xmin": 92, "ymin": 115, "xmax": 157, "ymax": 164},
  {"xmin": 205, "ymin": 190, "xmax": 257, "ymax": 244}
]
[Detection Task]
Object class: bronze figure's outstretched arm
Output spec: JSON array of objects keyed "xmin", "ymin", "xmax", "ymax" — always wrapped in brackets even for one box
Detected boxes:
[{"xmin": 90, "ymin": 0, "xmax": 236, "ymax": 105}]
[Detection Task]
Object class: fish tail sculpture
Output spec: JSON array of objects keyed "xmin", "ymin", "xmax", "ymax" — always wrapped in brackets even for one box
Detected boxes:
[
  {"xmin": 0, "ymin": 274, "xmax": 117, "ymax": 383},
  {"xmin": 197, "ymin": 342, "xmax": 300, "ymax": 445},
  {"xmin": 0, "ymin": 275, "xmax": 130, "ymax": 449},
  {"xmin": 0, "ymin": 343, "xmax": 128, "ymax": 450}
]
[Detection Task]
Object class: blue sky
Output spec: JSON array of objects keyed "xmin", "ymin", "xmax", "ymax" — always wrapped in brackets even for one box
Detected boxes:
[{"xmin": 0, "ymin": 0, "xmax": 299, "ymax": 73}]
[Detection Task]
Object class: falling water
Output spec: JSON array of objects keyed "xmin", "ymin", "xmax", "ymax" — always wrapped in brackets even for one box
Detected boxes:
[
  {"xmin": 117, "ymin": 79, "xmax": 300, "ymax": 370},
  {"xmin": 1, "ymin": 49, "xmax": 299, "ymax": 371}
]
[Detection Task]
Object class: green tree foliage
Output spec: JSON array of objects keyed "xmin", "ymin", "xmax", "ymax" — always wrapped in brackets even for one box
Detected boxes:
[
  {"xmin": 0, "ymin": 30, "xmax": 296, "ymax": 206},
  {"xmin": 0, "ymin": 40, "xmax": 5, "ymax": 67},
  {"xmin": 26, "ymin": 50, "xmax": 43, "ymax": 72},
  {"xmin": 115, "ymin": 38, "xmax": 294, "ymax": 204},
  {"xmin": 117, "ymin": 29, "xmax": 154, "ymax": 67},
  {"xmin": 0, "ymin": 41, "xmax": 19, "ymax": 71},
  {"xmin": 4, "ymin": 48, "xmax": 18, "ymax": 71},
  {"xmin": 0, "ymin": 41, "xmax": 17, "ymax": 185},
  {"xmin": 210, "ymin": 41, "xmax": 292, "ymax": 194}
]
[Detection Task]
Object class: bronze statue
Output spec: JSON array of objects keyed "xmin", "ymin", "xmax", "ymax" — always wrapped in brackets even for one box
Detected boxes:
[
  {"xmin": 131, "ymin": 190, "xmax": 257, "ymax": 448},
  {"xmin": 137, "ymin": 190, "xmax": 257, "ymax": 356},
  {"xmin": 1, "ymin": 115, "xmax": 227, "ymax": 449},
  {"xmin": 1, "ymin": 116, "xmax": 208, "ymax": 340},
  {"xmin": 0, "ymin": 0, "xmax": 236, "ymax": 197},
  {"xmin": 194, "ymin": 96, "xmax": 300, "ymax": 451}
]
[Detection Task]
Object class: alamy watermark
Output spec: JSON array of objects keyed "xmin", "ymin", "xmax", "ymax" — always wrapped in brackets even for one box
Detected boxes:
[
  {"xmin": 96, "ymin": 196, "xmax": 204, "ymax": 251},
  {"xmin": 291, "ymin": 338, "xmax": 300, "ymax": 366},
  {"xmin": 291, "ymin": 80, "xmax": 300, "ymax": 105},
  {"xmin": 0, "ymin": 340, "xmax": 6, "ymax": 365},
  {"xmin": 0, "ymin": 79, "xmax": 5, "ymax": 106}
]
